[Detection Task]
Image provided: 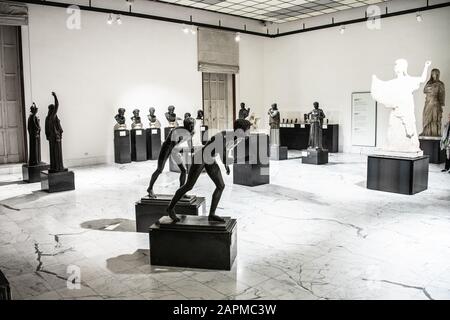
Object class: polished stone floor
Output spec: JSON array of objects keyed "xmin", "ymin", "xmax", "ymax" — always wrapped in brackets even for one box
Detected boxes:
[{"xmin": 0, "ymin": 153, "xmax": 449, "ymax": 300}]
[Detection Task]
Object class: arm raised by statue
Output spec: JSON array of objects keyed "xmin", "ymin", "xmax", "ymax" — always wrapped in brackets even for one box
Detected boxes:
[
  {"xmin": 420, "ymin": 61, "xmax": 432, "ymax": 83},
  {"xmin": 52, "ymin": 92, "xmax": 59, "ymax": 114}
]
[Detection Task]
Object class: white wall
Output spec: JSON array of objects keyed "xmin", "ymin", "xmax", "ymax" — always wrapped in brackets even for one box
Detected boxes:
[
  {"xmin": 22, "ymin": 4, "xmax": 265, "ymax": 166},
  {"xmin": 262, "ymin": 7, "xmax": 450, "ymax": 153}
]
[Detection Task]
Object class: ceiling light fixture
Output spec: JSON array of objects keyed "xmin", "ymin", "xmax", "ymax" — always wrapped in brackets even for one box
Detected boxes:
[
  {"xmin": 416, "ymin": 12, "xmax": 423, "ymax": 22},
  {"xmin": 190, "ymin": 26, "xmax": 197, "ymax": 35},
  {"xmin": 339, "ymin": 25, "xmax": 346, "ymax": 35},
  {"xmin": 116, "ymin": 15, "xmax": 122, "ymax": 25},
  {"xmin": 182, "ymin": 24, "xmax": 189, "ymax": 34},
  {"xmin": 235, "ymin": 32, "xmax": 241, "ymax": 42},
  {"xmin": 107, "ymin": 13, "xmax": 113, "ymax": 25}
]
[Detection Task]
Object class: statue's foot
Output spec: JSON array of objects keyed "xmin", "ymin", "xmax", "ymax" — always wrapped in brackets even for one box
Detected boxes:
[
  {"xmin": 167, "ymin": 208, "xmax": 180, "ymax": 223},
  {"xmin": 208, "ymin": 215, "xmax": 225, "ymax": 223},
  {"xmin": 147, "ymin": 189, "xmax": 156, "ymax": 199},
  {"xmin": 442, "ymin": 169, "xmax": 448, "ymax": 172}
]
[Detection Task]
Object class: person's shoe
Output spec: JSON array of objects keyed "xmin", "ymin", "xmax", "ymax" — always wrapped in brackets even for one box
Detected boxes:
[{"xmin": 208, "ymin": 215, "xmax": 225, "ymax": 223}]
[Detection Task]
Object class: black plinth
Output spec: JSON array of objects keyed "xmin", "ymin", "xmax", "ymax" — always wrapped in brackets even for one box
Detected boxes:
[
  {"xmin": 22, "ymin": 163, "xmax": 49, "ymax": 183},
  {"xmin": 0, "ymin": 270, "xmax": 11, "ymax": 300},
  {"xmin": 164, "ymin": 127, "xmax": 174, "ymax": 140},
  {"xmin": 367, "ymin": 155, "xmax": 429, "ymax": 195},
  {"xmin": 280, "ymin": 124, "xmax": 339, "ymax": 153},
  {"xmin": 419, "ymin": 138, "xmax": 445, "ymax": 164},
  {"xmin": 131, "ymin": 129, "xmax": 147, "ymax": 162},
  {"xmin": 146, "ymin": 128, "xmax": 162, "ymax": 160},
  {"xmin": 233, "ymin": 163, "xmax": 270, "ymax": 187},
  {"xmin": 135, "ymin": 195, "xmax": 205, "ymax": 233},
  {"xmin": 150, "ymin": 215, "xmax": 237, "ymax": 270},
  {"xmin": 302, "ymin": 149, "xmax": 329, "ymax": 165},
  {"xmin": 270, "ymin": 145, "xmax": 288, "ymax": 161},
  {"xmin": 114, "ymin": 130, "xmax": 131, "ymax": 164},
  {"xmin": 40, "ymin": 170, "xmax": 75, "ymax": 193}
]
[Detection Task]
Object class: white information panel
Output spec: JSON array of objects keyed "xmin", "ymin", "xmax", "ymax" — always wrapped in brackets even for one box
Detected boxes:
[{"xmin": 351, "ymin": 92, "xmax": 377, "ymax": 147}]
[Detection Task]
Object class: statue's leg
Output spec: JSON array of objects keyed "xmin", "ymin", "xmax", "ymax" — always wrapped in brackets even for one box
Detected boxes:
[
  {"xmin": 166, "ymin": 163, "xmax": 204, "ymax": 222},
  {"xmin": 56, "ymin": 140, "xmax": 64, "ymax": 171},
  {"xmin": 205, "ymin": 162, "xmax": 225, "ymax": 222},
  {"xmin": 177, "ymin": 162, "xmax": 187, "ymax": 187},
  {"xmin": 147, "ymin": 143, "xmax": 171, "ymax": 197},
  {"xmin": 49, "ymin": 140, "xmax": 56, "ymax": 171}
]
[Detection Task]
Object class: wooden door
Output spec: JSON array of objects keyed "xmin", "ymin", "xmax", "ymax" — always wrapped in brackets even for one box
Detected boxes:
[{"xmin": 203, "ymin": 73, "xmax": 233, "ymax": 131}]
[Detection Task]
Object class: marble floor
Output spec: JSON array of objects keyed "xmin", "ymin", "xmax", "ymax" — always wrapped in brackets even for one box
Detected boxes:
[{"xmin": 0, "ymin": 152, "xmax": 449, "ymax": 300}]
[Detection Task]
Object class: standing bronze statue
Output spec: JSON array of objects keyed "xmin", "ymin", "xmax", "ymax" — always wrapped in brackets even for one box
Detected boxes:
[
  {"xmin": 307, "ymin": 102, "xmax": 326, "ymax": 150},
  {"xmin": 268, "ymin": 103, "xmax": 280, "ymax": 146},
  {"xmin": 147, "ymin": 117, "xmax": 196, "ymax": 198},
  {"xmin": 45, "ymin": 92, "xmax": 66, "ymax": 173},
  {"xmin": 27, "ymin": 103, "xmax": 42, "ymax": 166},
  {"xmin": 238, "ymin": 102, "xmax": 250, "ymax": 120},
  {"xmin": 420, "ymin": 68, "xmax": 446, "ymax": 137}
]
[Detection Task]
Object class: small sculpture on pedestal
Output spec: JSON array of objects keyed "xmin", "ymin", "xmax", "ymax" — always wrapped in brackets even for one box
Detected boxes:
[
  {"xmin": 45, "ymin": 92, "xmax": 66, "ymax": 173},
  {"xmin": 196, "ymin": 110, "xmax": 204, "ymax": 121},
  {"xmin": 193, "ymin": 109, "xmax": 206, "ymax": 146},
  {"xmin": 147, "ymin": 117, "xmax": 196, "ymax": 198},
  {"xmin": 166, "ymin": 119, "xmax": 251, "ymax": 223},
  {"xmin": 165, "ymin": 105, "xmax": 179, "ymax": 128},
  {"xmin": 249, "ymin": 113, "xmax": 260, "ymax": 131},
  {"xmin": 268, "ymin": 103, "xmax": 280, "ymax": 146},
  {"xmin": 371, "ymin": 59, "xmax": 432, "ymax": 155},
  {"xmin": 148, "ymin": 107, "xmax": 161, "ymax": 129},
  {"xmin": 307, "ymin": 102, "xmax": 326, "ymax": 150},
  {"xmin": 28, "ymin": 103, "xmax": 42, "ymax": 166},
  {"xmin": 420, "ymin": 68, "xmax": 446, "ymax": 137},
  {"xmin": 184, "ymin": 113, "xmax": 192, "ymax": 119},
  {"xmin": 114, "ymin": 108, "xmax": 127, "ymax": 130},
  {"xmin": 238, "ymin": 102, "xmax": 250, "ymax": 120},
  {"xmin": 131, "ymin": 109, "xmax": 143, "ymax": 129}
]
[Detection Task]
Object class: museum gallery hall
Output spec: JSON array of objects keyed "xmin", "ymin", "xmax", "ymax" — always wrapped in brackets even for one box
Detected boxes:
[{"xmin": 0, "ymin": 0, "xmax": 449, "ymax": 302}]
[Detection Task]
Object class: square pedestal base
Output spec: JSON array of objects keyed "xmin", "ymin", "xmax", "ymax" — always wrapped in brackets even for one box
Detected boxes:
[
  {"xmin": 302, "ymin": 149, "xmax": 329, "ymax": 165},
  {"xmin": 40, "ymin": 170, "xmax": 75, "ymax": 193},
  {"xmin": 367, "ymin": 155, "xmax": 429, "ymax": 195},
  {"xmin": 419, "ymin": 138, "xmax": 445, "ymax": 164},
  {"xmin": 135, "ymin": 195, "xmax": 205, "ymax": 233},
  {"xmin": 131, "ymin": 129, "xmax": 147, "ymax": 162},
  {"xmin": 146, "ymin": 128, "xmax": 162, "ymax": 160},
  {"xmin": 270, "ymin": 145, "xmax": 288, "ymax": 161},
  {"xmin": 114, "ymin": 130, "xmax": 131, "ymax": 164},
  {"xmin": 150, "ymin": 215, "xmax": 237, "ymax": 270},
  {"xmin": 233, "ymin": 163, "xmax": 270, "ymax": 187},
  {"xmin": 0, "ymin": 270, "xmax": 11, "ymax": 300},
  {"xmin": 22, "ymin": 163, "xmax": 49, "ymax": 183}
]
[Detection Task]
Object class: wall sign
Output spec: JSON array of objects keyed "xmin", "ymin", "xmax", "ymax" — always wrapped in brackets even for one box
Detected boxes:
[{"xmin": 351, "ymin": 92, "xmax": 377, "ymax": 147}]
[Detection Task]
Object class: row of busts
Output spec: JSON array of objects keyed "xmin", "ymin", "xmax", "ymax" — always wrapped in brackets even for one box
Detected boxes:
[{"xmin": 114, "ymin": 106, "xmax": 204, "ymax": 130}]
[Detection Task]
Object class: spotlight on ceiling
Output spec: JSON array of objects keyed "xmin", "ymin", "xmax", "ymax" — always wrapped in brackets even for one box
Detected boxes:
[
  {"xmin": 416, "ymin": 12, "xmax": 423, "ymax": 22},
  {"xmin": 339, "ymin": 25, "xmax": 346, "ymax": 35},
  {"xmin": 190, "ymin": 26, "xmax": 197, "ymax": 35},
  {"xmin": 107, "ymin": 13, "xmax": 113, "ymax": 25},
  {"xmin": 235, "ymin": 32, "xmax": 241, "ymax": 42},
  {"xmin": 182, "ymin": 24, "xmax": 190, "ymax": 34},
  {"xmin": 116, "ymin": 15, "xmax": 122, "ymax": 25}
]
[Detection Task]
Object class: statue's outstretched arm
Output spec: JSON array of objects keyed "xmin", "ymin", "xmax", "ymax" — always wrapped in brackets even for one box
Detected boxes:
[
  {"xmin": 52, "ymin": 92, "xmax": 59, "ymax": 113},
  {"xmin": 420, "ymin": 61, "xmax": 432, "ymax": 83}
]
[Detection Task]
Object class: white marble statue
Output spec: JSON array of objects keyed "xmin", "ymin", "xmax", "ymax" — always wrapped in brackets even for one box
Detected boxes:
[{"xmin": 371, "ymin": 59, "xmax": 432, "ymax": 156}]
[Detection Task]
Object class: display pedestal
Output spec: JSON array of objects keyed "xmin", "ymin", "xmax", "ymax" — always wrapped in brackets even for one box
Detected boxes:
[
  {"xmin": 302, "ymin": 149, "xmax": 329, "ymax": 165},
  {"xmin": 0, "ymin": 270, "xmax": 11, "ymax": 300},
  {"xmin": 201, "ymin": 125, "xmax": 208, "ymax": 145},
  {"xmin": 367, "ymin": 155, "xmax": 429, "ymax": 195},
  {"xmin": 114, "ymin": 130, "xmax": 131, "ymax": 164},
  {"xmin": 419, "ymin": 137, "xmax": 445, "ymax": 164},
  {"xmin": 131, "ymin": 129, "xmax": 147, "ymax": 162},
  {"xmin": 233, "ymin": 163, "xmax": 270, "ymax": 186},
  {"xmin": 270, "ymin": 145, "xmax": 288, "ymax": 161},
  {"xmin": 135, "ymin": 195, "xmax": 205, "ymax": 233},
  {"xmin": 150, "ymin": 215, "xmax": 237, "ymax": 270},
  {"xmin": 146, "ymin": 128, "xmax": 161, "ymax": 160},
  {"xmin": 40, "ymin": 170, "xmax": 75, "ymax": 193},
  {"xmin": 22, "ymin": 163, "xmax": 49, "ymax": 183}
]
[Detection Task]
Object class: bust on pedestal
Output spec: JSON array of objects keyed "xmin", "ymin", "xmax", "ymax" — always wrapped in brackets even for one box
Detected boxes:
[
  {"xmin": 238, "ymin": 102, "xmax": 250, "ymax": 120},
  {"xmin": 268, "ymin": 103, "xmax": 288, "ymax": 161},
  {"xmin": 164, "ymin": 105, "xmax": 180, "ymax": 139},
  {"xmin": 146, "ymin": 107, "xmax": 162, "ymax": 160},
  {"xmin": 114, "ymin": 108, "xmax": 131, "ymax": 164},
  {"xmin": 302, "ymin": 102, "xmax": 328, "ymax": 165},
  {"xmin": 41, "ymin": 92, "xmax": 75, "ymax": 193},
  {"xmin": 22, "ymin": 103, "xmax": 49, "ymax": 182},
  {"xmin": 130, "ymin": 109, "xmax": 146, "ymax": 161},
  {"xmin": 368, "ymin": 59, "xmax": 432, "ymax": 195}
]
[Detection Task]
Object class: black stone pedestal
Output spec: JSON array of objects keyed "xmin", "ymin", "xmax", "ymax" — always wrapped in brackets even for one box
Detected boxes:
[
  {"xmin": 146, "ymin": 128, "xmax": 162, "ymax": 160},
  {"xmin": 114, "ymin": 130, "xmax": 131, "ymax": 164},
  {"xmin": 270, "ymin": 145, "xmax": 288, "ymax": 161},
  {"xmin": 40, "ymin": 170, "xmax": 75, "ymax": 193},
  {"xmin": 150, "ymin": 215, "xmax": 237, "ymax": 270},
  {"xmin": 367, "ymin": 155, "xmax": 429, "ymax": 195},
  {"xmin": 135, "ymin": 195, "xmax": 205, "ymax": 233},
  {"xmin": 131, "ymin": 129, "xmax": 147, "ymax": 162},
  {"xmin": 164, "ymin": 127, "xmax": 174, "ymax": 140},
  {"xmin": 302, "ymin": 149, "xmax": 329, "ymax": 165},
  {"xmin": 419, "ymin": 138, "xmax": 445, "ymax": 164},
  {"xmin": 22, "ymin": 163, "xmax": 49, "ymax": 183},
  {"xmin": 233, "ymin": 163, "xmax": 270, "ymax": 187},
  {"xmin": 0, "ymin": 270, "xmax": 11, "ymax": 300}
]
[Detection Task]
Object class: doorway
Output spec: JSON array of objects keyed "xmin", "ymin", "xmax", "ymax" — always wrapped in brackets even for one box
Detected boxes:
[
  {"xmin": 202, "ymin": 73, "xmax": 235, "ymax": 131},
  {"xmin": 0, "ymin": 25, "xmax": 25, "ymax": 164}
]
